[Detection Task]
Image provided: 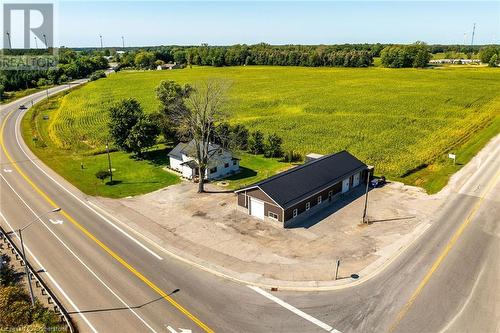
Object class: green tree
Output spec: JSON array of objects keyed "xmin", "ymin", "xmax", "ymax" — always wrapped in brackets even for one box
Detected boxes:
[
  {"xmin": 479, "ymin": 45, "xmax": 499, "ymax": 63},
  {"xmin": 0, "ymin": 255, "xmax": 18, "ymax": 286},
  {"xmin": 0, "ymin": 285, "xmax": 32, "ymax": 328},
  {"xmin": 488, "ymin": 54, "xmax": 498, "ymax": 67},
  {"xmin": 264, "ymin": 133, "xmax": 284, "ymax": 158},
  {"xmin": 230, "ymin": 124, "xmax": 249, "ymax": 150},
  {"xmin": 109, "ymin": 98, "xmax": 142, "ymax": 150},
  {"xmin": 155, "ymin": 80, "xmax": 192, "ymax": 141},
  {"xmin": 248, "ymin": 130, "xmax": 265, "ymax": 154},
  {"xmin": 125, "ymin": 114, "xmax": 160, "ymax": 157},
  {"xmin": 134, "ymin": 51, "xmax": 156, "ymax": 69},
  {"xmin": 95, "ymin": 170, "xmax": 111, "ymax": 183}
]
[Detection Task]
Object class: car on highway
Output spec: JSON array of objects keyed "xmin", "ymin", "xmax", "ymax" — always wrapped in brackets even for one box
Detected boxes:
[{"xmin": 19, "ymin": 104, "xmax": 27, "ymax": 110}]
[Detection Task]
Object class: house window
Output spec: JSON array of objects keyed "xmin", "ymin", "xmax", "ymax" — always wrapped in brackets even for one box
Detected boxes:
[
  {"xmin": 305, "ymin": 202, "xmax": 310, "ymax": 210},
  {"xmin": 268, "ymin": 212, "xmax": 279, "ymax": 220},
  {"xmin": 293, "ymin": 209, "xmax": 298, "ymax": 218},
  {"xmin": 317, "ymin": 196, "xmax": 322, "ymax": 204},
  {"xmin": 209, "ymin": 167, "xmax": 217, "ymax": 174},
  {"xmin": 224, "ymin": 162, "xmax": 229, "ymax": 168}
]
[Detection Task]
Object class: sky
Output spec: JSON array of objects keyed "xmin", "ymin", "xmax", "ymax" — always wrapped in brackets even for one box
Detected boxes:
[{"xmin": 3, "ymin": 1, "xmax": 500, "ymax": 47}]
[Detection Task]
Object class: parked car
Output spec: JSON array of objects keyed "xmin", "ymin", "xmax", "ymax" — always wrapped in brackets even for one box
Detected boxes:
[
  {"xmin": 19, "ymin": 104, "xmax": 27, "ymax": 110},
  {"xmin": 370, "ymin": 176, "xmax": 386, "ymax": 188}
]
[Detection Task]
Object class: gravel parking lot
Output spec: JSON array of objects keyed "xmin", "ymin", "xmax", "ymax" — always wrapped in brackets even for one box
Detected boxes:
[{"xmin": 96, "ymin": 178, "xmax": 443, "ymax": 282}]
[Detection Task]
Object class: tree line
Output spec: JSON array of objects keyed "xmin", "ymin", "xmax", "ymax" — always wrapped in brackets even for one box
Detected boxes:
[{"xmin": 0, "ymin": 48, "xmax": 108, "ymax": 96}]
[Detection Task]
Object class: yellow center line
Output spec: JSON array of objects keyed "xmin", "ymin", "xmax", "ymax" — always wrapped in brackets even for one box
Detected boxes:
[
  {"xmin": 388, "ymin": 169, "xmax": 500, "ymax": 332},
  {"xmin": 1, "ymin": 110, "xmax": 214, "ymax": 333}
]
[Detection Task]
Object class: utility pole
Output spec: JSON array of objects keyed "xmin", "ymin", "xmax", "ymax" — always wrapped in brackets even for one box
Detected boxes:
[
  {"xmin": 6, "ymin": 32, "xmax": 12, "ymax": 49},
  {"xmin": 335, "ymin": 258, "xmax": 341, "ymax": 280},
  {"xmin": 43, "ymin": 34, "xmax": 47, "ymax": 48},
  {"xmin": 362, "ymin": 167, "xmax": 372, "ymax": 223},
  {"xmin": 19, "ymin": 229, "xmax": 35, "ymax": 306},
  {"xmin": 106, "ymin": 140, "xmax": 113, "ymax": 182},
  {"xmin": 34, "ymin": 36, "xmax": 38, "ymax": 49}
]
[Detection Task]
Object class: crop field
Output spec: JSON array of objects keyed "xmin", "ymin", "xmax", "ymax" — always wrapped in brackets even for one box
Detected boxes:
[{"xmin": 27, "ymin": 66, "xmax": 499, "ymax": 193}]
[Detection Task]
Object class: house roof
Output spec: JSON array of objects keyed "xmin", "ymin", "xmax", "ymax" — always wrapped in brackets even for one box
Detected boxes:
[
  {"xmin": 236, "ymin": 150, "xmax": 367, "ymax": 209},
  {"xmin": 168, "ymin": 140, "xmax": 226, "ymax": 160}
]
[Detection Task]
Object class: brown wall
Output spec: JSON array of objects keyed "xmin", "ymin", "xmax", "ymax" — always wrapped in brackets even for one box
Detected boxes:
[{"xmin": 236, "ymin": 188, "xmax": 283, "ymax": 222}]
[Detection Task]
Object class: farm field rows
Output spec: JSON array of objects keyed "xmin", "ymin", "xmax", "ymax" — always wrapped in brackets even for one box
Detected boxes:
[{"xmin": 24, "ymin": 66, "xmax": 499, "ymax": 195}]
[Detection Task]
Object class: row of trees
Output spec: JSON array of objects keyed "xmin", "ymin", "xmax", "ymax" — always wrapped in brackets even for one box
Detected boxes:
[
  {"xmin": 213, "ymin": 122, "xmax": 284, "ymax": 158},
  {"xmin": 380, "ymin": 42, "xmax": 431, "ymax": 68},
  {"xmin": 0, "ymin": 48, "xmax": 108, "ymax": 95},
  {"xmin": 117, "ymin": 44, "xmax": 377, "ymax": 69}
]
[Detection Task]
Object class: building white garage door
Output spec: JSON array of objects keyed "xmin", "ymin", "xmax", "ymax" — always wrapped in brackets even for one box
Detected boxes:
[
  {"xmin": 342, "ymin": 178, "xmax": 350, "ymax": 193},
  {"xmin": 353, "ymin": 172, "xmax": 360, "ymax": 187},
  {"xmin": 249, "ymin": 197, "xmax": 265, "ymax": 220}
]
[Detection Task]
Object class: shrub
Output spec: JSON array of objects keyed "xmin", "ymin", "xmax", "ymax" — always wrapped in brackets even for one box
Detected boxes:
[
  {"xmin": 89, "ymin": 70, "xmax": 106, "ymax": 81},
  {"xmin": 282, "ymin": 150, "xmax": 302, "ymax": 163},
  {"xmin": 247, "ymin": 130, "xmax": 264, "ymax": 155},
  {"xmin": 95, "ymin": 170, "xmax": 111, "ymax": 182},
  {"xmin": 264, "ymin": 133, "xmax": 284, "ymax": 158}
]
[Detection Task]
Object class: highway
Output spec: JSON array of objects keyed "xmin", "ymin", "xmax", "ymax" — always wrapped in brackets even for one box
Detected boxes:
[{"xmin": 1, "ymin": 83, "xmax": 498, "ymax": 333}]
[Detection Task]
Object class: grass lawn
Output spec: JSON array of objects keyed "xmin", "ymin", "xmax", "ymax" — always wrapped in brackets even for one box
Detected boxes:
[
  {"xmin": 21, "ymin": 91, "xmax": 180, "ymax": 198},
  {"xmin": 224, "ymin": 152, "xmax": 294, "ymax": 189},
  {"xmin": 22, "ymin": 66, "xmax": 500, "ymax": 195}
]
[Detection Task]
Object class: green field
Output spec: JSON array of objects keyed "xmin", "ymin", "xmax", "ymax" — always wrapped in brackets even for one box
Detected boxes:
[{"xmin": 23, "ymin": 66, "xmax": 500, "ymax": 195}]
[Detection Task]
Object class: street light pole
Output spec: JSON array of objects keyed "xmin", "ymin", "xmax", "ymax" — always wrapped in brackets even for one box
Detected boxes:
[
  {"xmin": 18, "ymin": 208, "xmax": 61, "ymax": 307},
  {"xmin": 99, "ymin": 35, "xmax": 103, "ymax": 49},
  {"xmin": 43, "ymin": 34, "xmax": 48, "ymax": 48},
  {"xmin": 19, "ymin": 228, "xmax": 35, "ymax": 306},
  {"xmin": 362, "ymin": 168, "xmax": 372, "ymax": 223},
  {"xmin": 34, "ymin": 36, "xmax": 38, "ymax": 49},
  {"xmin": 106, "ymin": 140, "xmax": 113, "ymax": 182},
  {"xmin": 121, "ymin": 36, "xmax": 125, "ymax": 49}
]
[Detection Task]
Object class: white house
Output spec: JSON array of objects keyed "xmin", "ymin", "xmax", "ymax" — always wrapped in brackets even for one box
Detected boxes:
[
  {"xmin": 168, "ymin": 140, "xmax": 239, "ymax": 180},
  {"xmin": 157, "ymin": 62, "xmax": 180, "ymax": 70}
]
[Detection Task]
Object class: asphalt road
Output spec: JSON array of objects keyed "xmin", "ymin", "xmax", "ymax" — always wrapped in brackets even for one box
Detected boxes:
[{"xmin": 0, "ymin": 83, "xmax": 498, "ymax": 333}]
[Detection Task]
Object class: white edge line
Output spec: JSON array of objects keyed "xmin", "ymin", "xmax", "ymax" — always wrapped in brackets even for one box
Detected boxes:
[
  {"xmin": 0, "ymin": 174, "xmax": 159, "ymax": 333},
  {"xmin": 12, "ymin": 110, "xmax": 163, "ymax": 261},
  {"xmin": 0, "ymin": 210, "xmax": 98, "ymax": 333},
  {"xmin": 247, "ymin": 285, "xmax": 341, "ymax": 333}
]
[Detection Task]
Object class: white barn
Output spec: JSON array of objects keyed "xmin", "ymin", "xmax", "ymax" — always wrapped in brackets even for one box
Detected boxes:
[{"xmin": 168, "ymin": 140, "xmax": 239, "ymax": 180}]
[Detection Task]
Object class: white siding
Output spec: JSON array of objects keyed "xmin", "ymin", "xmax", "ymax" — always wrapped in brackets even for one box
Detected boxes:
[{"xmin": 169, "ymin": 157, "xmax": 183, "ymax": 172}]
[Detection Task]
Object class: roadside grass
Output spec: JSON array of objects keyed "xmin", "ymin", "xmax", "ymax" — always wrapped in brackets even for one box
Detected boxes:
[
  {"xmin": 224, "ymin": 152, "xmax": 294, "ymax": 189},
  {"xmin": 398, "ymin": 116, "xmax": 500, "ymax": 193},
  {"xmin": 22, "ymin": 66, "xmax": 500, "ymax": 195},
  {"xmin": 21, "ymin": 91, "xmax": 180, "ymax": 198},
  {"xmin": 1, "ymin": 86, "xmax": 52, "ymax": 105}
]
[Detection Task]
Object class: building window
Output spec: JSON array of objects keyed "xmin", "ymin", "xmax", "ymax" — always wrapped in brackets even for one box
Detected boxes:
[
  {"xmin": 305, "ymin": 202, "xmax": 310, "ymax": 210},
  {"xmin": 328, "ymin": 191, "xmax": 333, "ymax": 198},
  {"xmin": 268, "ymin": 212, "xmax": 278, "ymax": 220},
  {"xmin": 293, "ymin": 209, "xmax": 298, "ymax": 218},
  {"xmin": 209, "ymin": 167, "xmax": 217, "ymax": 174},
  {"xmin": 318, "ymin": 196, "xmax": 322, "ymax": 204},
  {"xmin": 224, "ymin": 162, "xmax": 229, "ymax": 168}
]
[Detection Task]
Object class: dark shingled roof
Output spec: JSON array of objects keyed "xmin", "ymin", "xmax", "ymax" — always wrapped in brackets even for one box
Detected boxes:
[{"xmin": 236, "ymin": 151, "xmax": 367, "ymax": 209}]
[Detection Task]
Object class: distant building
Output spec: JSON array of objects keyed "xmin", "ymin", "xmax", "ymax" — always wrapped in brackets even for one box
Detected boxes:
[
  {"xmin": 157, "ymin": 62, "xmax": 180, "ymax": 70},
  {"xmin": 168, "ymin": 140, "xmax": 240, "ymax": 180},
  {"xmin": 429, "ymin": 59, "xmax": 481, "ymax": 65},
  {"xmin": 235, "ymin": 151, "xmax": 368, "ymax": 226}
]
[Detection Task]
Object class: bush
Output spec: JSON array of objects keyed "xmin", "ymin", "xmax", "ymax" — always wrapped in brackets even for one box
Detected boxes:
[
  {"xmin": 247, "ymin": 130, "xmax": 264, "ymax": 155},
  {"xmin": 36, "ymin": 78, "xmax": 50, "ymax": 87},
  {"xmin": 89, "ymin": 70, "xmax": 106, "ymax": 81},
  {"xmin": 264, "ymin": 133, "xmax": 284, "ymax": 158},
  {"xmin": 95, "ymin": 170, "xmax": 111, "ymax": 182},
  {"xmin": 0, "ymin": 255, "xmax": 19, "ymax": 287},
  {"xmin": 282, "ymin": 150, "xmax": 302, "ymax": 163}
]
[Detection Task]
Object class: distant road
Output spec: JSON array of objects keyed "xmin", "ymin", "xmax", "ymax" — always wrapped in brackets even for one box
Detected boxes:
[{"xmin": 1, "ymin": 83, "xmax": 498, "ymax": 332}]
